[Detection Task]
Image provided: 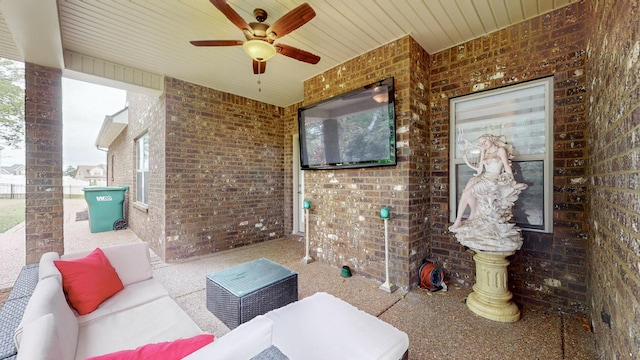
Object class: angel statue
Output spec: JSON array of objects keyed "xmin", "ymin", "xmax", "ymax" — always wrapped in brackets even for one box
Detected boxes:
[{"xmin": 449, "ymin": 134, "xmax": 528, "ymax": 251}]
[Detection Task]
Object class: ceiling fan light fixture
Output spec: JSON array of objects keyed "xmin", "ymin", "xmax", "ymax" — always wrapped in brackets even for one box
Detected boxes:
[{"xmin": 243, "ymin": 40, "xmax": 277, "ymax": 61}]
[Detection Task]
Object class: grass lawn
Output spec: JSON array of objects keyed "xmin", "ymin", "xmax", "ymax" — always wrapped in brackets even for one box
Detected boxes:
[{"xmin": 0, "ymin": 199, "xmax": 25, "ymax": 233}]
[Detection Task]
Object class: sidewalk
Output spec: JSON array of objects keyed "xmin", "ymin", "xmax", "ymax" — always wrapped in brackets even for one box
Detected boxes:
[
  {"xmin": 0, "ymin": 221, "xmax": 25, "ymax": 290},
  {"xmin": 0, "ymin": 199, "xmax": 142, "ymax": 289}
]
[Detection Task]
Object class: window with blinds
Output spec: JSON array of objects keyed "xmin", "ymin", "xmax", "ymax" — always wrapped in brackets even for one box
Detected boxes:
[
  {"xmin": 449, "ymin": 77, "xmax": 553, "ymax": 233},
  {"xmin": 135, "ymin": 133, "xmax": 149, "ymax": 205}
]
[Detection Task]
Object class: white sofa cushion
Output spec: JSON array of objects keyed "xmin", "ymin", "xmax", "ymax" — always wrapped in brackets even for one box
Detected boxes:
[
  {"xmin": 265, "ymin": 292, "xmax": 409, "ymax": 360},
  {"xmin": 75, "ymin": 296, "xmax": 202, "ymax": 360},
  {"xmin": 184, "ymin": 315, "xmax": 275, "ymax": 360},
  {"xmin": 14, "ymin": 277, "xmax": 78, "ymax": 360},
  {"xmin": 61, "ymin": 242, "xmax": 153, "ymax": 286},
  {"xmin": 15, "ymin": 314, "xmax": 62, "ymax": 360},
  {"xmin": 186, "ymin": 292, "xmax": 409, "ymax": 360},
  {"xmin": 75, "ymin": 277, "xmax": 168, "ymax": 325}
]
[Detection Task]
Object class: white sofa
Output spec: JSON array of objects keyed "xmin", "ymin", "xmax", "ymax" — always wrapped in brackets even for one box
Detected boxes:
[
  {"xmin": 186, "ymin": 292, "xmax": 409, "ymax": 360},
  {"xmin": 14, "ymin": 243, "xmax": 203, "ymax": 360},
  {"xmin": 15, "ymin": 243, "xmax": 409, "ymax": 360}
]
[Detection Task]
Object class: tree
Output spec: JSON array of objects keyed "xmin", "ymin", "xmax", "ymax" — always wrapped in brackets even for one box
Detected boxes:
[
  {"xmin": 63, "ymin": 165, "xmax": 77, "ymax": 177},
  {"xmin": 0, "ymin": 58, "xmax": 25, "ymax": 149}
]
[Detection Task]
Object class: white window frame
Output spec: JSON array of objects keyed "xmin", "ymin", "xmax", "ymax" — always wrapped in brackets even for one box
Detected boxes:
[
  {"xmin": 449, "ymin": 77, "xmax": 554, "ymax": 233},
  {"xmin": 135, "ymin": 133, "xmax": 149, "ymax": 205}
]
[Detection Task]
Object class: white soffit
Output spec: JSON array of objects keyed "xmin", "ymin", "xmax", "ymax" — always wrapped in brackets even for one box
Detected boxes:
[
  {"xmin": 95, "ymin": 108, "xmax": 129, "ymax": 150},
  {"xmin": 63, "ymin": 50, "xmax": 164, "ymax": 97},
  {"xmin": 0, "ymin": 0, "xmax": 63, "ymax": 68}
]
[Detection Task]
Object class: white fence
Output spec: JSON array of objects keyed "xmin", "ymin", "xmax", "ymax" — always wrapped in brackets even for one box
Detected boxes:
[
  {"xmin": 0, "ymin": 175, "xmax": 93, "ymax": 199},
  {"xmin": 0, "ymin": 183, "xmax": 89, "ymax": 198}
]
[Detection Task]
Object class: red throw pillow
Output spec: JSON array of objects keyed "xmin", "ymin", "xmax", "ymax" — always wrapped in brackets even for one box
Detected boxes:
[
  {"xmin": 54, "ymin": 248, "xmax": 124, "ymax": 315},
  {"xmin": 85, "ymin": 334, "xmax": 215, "ymax": 360}
]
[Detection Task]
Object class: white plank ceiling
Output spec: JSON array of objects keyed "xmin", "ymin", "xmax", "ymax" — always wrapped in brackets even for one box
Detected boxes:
[{"xmin": 0, "ymin": 0, "xmax": 575, "ymax": 107}]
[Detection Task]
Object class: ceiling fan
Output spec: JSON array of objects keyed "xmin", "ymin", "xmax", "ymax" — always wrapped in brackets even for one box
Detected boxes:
[{"xmin": 191, "ymin": 0, "xmax": 321, "ymax": 75}]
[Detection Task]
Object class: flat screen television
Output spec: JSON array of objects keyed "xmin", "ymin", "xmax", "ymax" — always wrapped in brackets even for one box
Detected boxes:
[{"xmin": 298, "ymin": 77, "xmax": 397, "ymax": 170}]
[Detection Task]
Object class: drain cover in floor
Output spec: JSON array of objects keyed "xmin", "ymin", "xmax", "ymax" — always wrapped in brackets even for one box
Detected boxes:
[{"xmin": 75, "ymin": 211, "xmax": 88, "ymax": 221}]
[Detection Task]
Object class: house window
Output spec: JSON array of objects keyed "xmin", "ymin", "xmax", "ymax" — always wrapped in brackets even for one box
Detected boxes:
[
  {"xmin": 136, "ymin": 133, "xmax": 149, "ymax": 204},
  {"xmin": 449, "ymin": 77, "xmax": 553, "ymax": 233}
]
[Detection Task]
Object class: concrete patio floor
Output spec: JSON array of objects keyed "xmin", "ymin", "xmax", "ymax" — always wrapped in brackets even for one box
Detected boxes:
[{"xmin": 1, "ymin": 199, "xmax": 598, "ymax": 359}]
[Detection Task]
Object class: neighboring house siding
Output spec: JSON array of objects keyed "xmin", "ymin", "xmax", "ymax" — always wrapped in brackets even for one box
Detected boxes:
[
  {"xmin": 74, "ymin": 165, "xmax": 107, "ymax": 185},
  {"xmin": 1, "ymin": 164, "xmax": 26, "ymax": 175}
]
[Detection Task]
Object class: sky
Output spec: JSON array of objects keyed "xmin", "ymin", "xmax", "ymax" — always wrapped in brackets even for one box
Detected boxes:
[{"xmin": 1, "ymin": 78, "xmax": 127, "ymax": 169}]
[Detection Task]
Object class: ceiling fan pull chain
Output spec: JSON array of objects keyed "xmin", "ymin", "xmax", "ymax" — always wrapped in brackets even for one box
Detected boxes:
[{"xmin": 258, "ymin": 62, "xmax": 262, "ymax": 92}]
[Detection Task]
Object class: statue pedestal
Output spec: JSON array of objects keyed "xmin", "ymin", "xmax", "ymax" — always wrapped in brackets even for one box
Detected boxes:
[{"xmin": 466, "ymin": 249, "xmax": 520, "ymax": 322}]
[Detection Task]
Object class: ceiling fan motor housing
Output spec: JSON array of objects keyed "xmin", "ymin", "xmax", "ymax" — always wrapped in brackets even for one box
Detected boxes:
[
  {"xmin": 253, "ymin": 8, "xmax": 268, "ymax": 22},
  {"xmin": 248, "ymin": 22, "xmax": 270, "ymax": 41}
]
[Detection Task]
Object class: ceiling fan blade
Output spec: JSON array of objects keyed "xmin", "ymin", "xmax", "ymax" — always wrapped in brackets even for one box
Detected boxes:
[
  {"xmin": 209, "ymin": 0, "xmax": 253, "ymax": 36},
  {"xmin": 253, "ymin": 60, "xmax": 267, "ymax": 74},
  {"xmin": 267, "ymin": 3, "xmax": 315, "ymax": 40},
  {"xmin": 275, "ymin": 44, "xmax": 320, "ymax": 64},
  {"xmin": 190, "ymin": 40, "xmax": 243, "ymax": 46}
]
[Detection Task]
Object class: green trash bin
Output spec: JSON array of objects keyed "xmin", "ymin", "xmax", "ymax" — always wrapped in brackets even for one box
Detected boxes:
[{"xmin": 83, "ymin": 186, "xmax": 129, "ymax": 233}]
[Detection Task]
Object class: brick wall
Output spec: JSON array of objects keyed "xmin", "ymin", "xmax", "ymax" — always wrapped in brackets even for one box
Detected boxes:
[
  {"xmin": 109, "ymin": 91, "xmax": 166, "ymax": 259},
  {"xmin": 297, "ymin": 36, "xmax": 431, "ymax": 288},
  {"xmin": 586, "ymin": 0, "xmax": 640, "ymax": 357},
  {"xmin": 24, "ymin": 64, "xmax": 63, "ymax": 264},
  {"xmin": 114, "ymin": 4, "xmax": 594, "ymax": 316},
  {"xmin": 162, "ymin": 77, "xmax": 285, "ymax": 260},
  {"xmin": 428, "ymin": 1, "xmax": 591, "ymax": 315},
  {"xmin": 117, "ymin": 78, "xmax": 287, "ymax": 261},
  {"xmin": 407, "ymin": 39, "xmax": 432, "ymax": 282}
]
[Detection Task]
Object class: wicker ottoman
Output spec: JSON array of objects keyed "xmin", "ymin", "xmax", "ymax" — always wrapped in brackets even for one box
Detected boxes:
[{"xmin": 206, "ymin": 258, "xmax": 298, "ymax": 329}]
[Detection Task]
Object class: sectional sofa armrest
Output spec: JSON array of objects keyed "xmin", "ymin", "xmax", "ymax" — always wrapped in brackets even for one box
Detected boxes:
[
  {"xmin": 38, "ymin": 252, "xmax": 61, "ymax": 281},
  {"xmin": 61, "ymin": 242, "xmax": 153, "ymax": 286},
  {"xmin": 184, "ymin": 315, "xmax": 275, "ymax": 360},
  {"xmin": 13, "ymin": 277, "xmax": 79, "ymax": 359}
]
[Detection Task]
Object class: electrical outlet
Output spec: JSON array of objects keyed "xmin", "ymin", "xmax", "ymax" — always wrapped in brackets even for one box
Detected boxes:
[{"xmin": 600, "ymin": 309, "xmax": 611, "ymax": 328}]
